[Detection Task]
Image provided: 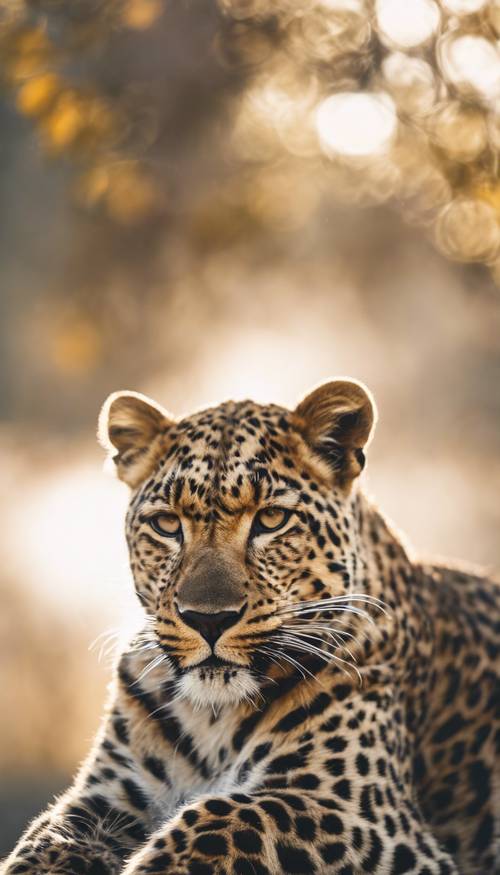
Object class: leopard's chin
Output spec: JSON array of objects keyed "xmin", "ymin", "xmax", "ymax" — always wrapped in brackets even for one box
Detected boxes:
[{"xmin": 177, "ymin": 662, "xmax": 260, "ymax": 709}]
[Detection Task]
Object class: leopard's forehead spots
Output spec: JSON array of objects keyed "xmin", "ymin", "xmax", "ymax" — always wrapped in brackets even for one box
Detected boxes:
[
  {"xmin": 173, "ymin": 400, "xmax": 292, "ymax": 464},
  {"xmin": 136, "ymin": 400, "xmax": 307, "ymax": 517}
]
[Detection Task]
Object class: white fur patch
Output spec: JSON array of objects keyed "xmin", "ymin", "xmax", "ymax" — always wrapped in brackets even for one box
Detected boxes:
[{"xmin": 175, "ymin": 667, "xmax": 261, "ymax": 710}]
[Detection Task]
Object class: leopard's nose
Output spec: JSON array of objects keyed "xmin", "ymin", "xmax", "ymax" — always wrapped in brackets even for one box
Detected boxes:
[{"xmin": 179, "ymin": 608, "xmax": 243, "ymax": 648}]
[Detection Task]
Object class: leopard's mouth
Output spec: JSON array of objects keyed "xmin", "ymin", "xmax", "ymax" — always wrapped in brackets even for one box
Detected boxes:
[
  {"xmin": 176, "ymin": 655, "xmax": 261, "ymax": 707},
  {"xmin": 189, "ymin": 655, "xmax": 235, "ymax": 671}
]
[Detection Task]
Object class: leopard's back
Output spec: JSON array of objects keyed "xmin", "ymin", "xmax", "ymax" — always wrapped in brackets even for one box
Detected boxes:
[{"xmin": 413, "ymin": 564, "xmax": 500, "ymax": 872}]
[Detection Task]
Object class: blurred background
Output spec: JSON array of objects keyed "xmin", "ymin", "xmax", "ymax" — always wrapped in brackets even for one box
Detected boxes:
[{"xmin": 1, "ymin": 0, "xmax": 499, "ymax": 856}]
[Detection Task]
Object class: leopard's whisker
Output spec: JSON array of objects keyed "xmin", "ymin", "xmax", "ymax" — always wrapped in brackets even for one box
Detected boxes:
[
  {"xmin": 270, "ymin": 630, "xmax": 363, "ymax": 685},
  {"xmin": 273, "ymin": 630, "xmax": 352, "ymax": 665},
  {"xmin": 254, "ymin": 647, "xmax": 291, "ymax": 678},
  {"xmin": 134, "ymin": 653, "xmax": 168, "ymax": 684},
  {"xmin": 277, "ymin": 638, "xmax": 356, "ymax": 684},
  {"xmin": 279, "ymin": 604, "xmax": 374, "ymax": 623},
  {"xmin": 88, "ymin": 628, "xmax": 122, "ymax": 662},
  {"xmin": 286, "ymin": 622, "xmax": 367, "ymax": 646},
  {"xmin": 279, "ymin": 601, "xmax": 373, "ymax": 615},
  {"xmin": 250, "ymin": 667, "xmax": 279, "ymax": 687},
  {"xmin": 258, "ymin": 644, "xmax": 315, "ymax": 681},
  {"xmin": 270, "ymin": 634, "xmax": 332, "ymax": 666},
  {"xmin": 281, "ymin": 623, "xmax": 364, "ymax": 660},
  {"xmin": 290, "ymin": 627, "xmax": 358, "ymax": 664},
  {"xmin": 277, "ymin": 592, "xmax": 388, "ymax": 618}
]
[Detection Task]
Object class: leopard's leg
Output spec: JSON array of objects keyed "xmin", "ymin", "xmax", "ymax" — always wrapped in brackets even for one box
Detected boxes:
[
  {"xmin": 120, "ymin": 681, "xmax": 459, "ymax": 875},
  {"xmin": 1, "ymin": 650, "xmax": 177, "ymax": 875},
  {"xmin": 0, "ymin": 712, "xmax": 152, "ymax": 875},
  {"xmin": 120, "ymin": 789, "xmax": 458, "ymax": 875}
]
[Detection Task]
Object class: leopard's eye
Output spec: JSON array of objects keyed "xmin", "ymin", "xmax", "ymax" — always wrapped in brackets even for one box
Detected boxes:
[
  {"xmin": 252, "ymin": 507, "xmax": 291, "ymax": 535},
  {"xmin": 149, "ymin": 513, "xmax": 182, "ymax": 539}
]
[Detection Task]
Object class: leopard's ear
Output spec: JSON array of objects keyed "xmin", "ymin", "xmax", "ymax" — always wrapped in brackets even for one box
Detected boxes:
[
  {"xmin": 98, "ymin": 391, "xmax": 173, "ymax": 488},
  {"xmin": 293, "ymin": 379, "xmax": 376, "ymax": 486}
]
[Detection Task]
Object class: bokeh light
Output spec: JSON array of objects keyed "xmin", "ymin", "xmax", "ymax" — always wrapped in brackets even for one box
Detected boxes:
[
  {"xmin": 376, "ymin": 0, "xmax": 440, "ymax": 49},
  {"xmin": 441, "ymin": 0, "xmax": 488, "ymax": 12},
  {"xmin": 288, "ymin": 0, "xmax": 371, "ymax": 62},
  {"xmin": 436, "ymin": 197, "xmax": 500, "ymax": 261},
  {"xmin": 381, "ymin": 53, "xmax": 437, "ymax": 116},
  {"xmin": 429, "ymin": 101, "xmax": 488, "ymax": 162},
  {"xmin": 439, "ymin": 33, "xmax": 500, "ymax": 102},
  {"xmin": 1, "ymin": 0, "xmax": 500, "ymax": 273},
  {"xmin": 316, "ymin": 92, "xmax": 397, "ymax": 158}
]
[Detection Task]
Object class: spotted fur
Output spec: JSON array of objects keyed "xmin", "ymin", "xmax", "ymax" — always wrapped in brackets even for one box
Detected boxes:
[{"xmin": 2, "ymin": 380, "xmax": 499, "ymax": 875}]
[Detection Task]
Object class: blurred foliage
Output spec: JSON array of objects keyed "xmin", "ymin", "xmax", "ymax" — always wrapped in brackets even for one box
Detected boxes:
[
  {"xmin": 1, "ymin": 0, "xmax": 170, "ymax": 223},
  {"xmin": 1, "ymin": 0, "xmax": 500, "ymax": 431},
  {"xmin": 2, "ymin": 0, "xmax": 500, "ymax": 262},
  {"xmin": 0, "ymin": 0, "xmax": 499, "ymax": 427}
]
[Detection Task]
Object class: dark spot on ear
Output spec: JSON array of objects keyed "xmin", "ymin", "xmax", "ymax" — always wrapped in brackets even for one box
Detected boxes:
[
  {"xmin": 109, "ymin": 425, "xmax": 141, "ymax": 441},
  {"xmin": 336, "ymin": 410, "xmax": 361, "ymax": 433},
  {"xmin": 354, "ymin": 448, "xmax": 365, "ymax": 470}
]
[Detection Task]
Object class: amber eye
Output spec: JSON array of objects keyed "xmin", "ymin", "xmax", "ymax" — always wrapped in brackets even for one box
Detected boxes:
[
  {"xmin": 149, "ymin": 513, "xmax": 182, "ymax": 539},
  {"xmin": 252, "ymin": 507, "xmax": 291, "ymax": 536}
]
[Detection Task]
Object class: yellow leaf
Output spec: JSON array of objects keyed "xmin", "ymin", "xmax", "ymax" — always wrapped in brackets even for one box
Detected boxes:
[
  {"xmin": 43, "ymin": 93, "xmax": 84, "ymax": 150},
  {"xmin": 16, "ymin": 73, "xmax": 60, "ymax": 116},
  {"xmin": 121, "ymin": 0, "xmax": 163, "ymax": 30},
  {"xmin": 50, "ymin": 321, "xmax": 101, "ymax": 374}
]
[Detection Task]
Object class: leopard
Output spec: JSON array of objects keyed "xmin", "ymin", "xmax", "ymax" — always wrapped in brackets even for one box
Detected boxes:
[{"xmin": 2, "ymin": 378, "xmax": 499, "ymax": 875}]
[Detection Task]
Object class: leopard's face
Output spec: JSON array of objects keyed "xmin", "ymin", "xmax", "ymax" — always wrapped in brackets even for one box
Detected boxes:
[{"xmin": 100, "ymin": 381, "xmax": 375, "ymax": 707}]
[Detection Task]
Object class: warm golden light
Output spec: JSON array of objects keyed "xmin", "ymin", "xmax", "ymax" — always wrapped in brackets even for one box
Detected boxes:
[
  {"xmin": 49, "ymin": 320, "xmax": 101, "ymax": 375},
  {"xmin": 441, "ymin": 0, "xmax": 488, "ymax": 13},
  {"xmin": 429, "ymin": 101, "xmax": 488, "ymax": 162},
  {"xmin": 376, "ymin": 0, "xmax": 440, "ymax": 48},
  {"xmin": 439, "ymin": 34, "xmax": 500, "ymax": 102},
  {"xmin": 382, "ymin": 53, "xmax": 436, "ymax": 116},
  {"xmin": 16, "ymin": 73, "xmax": 60, "ymax": 116},
  {"xmin": 436, "ymin": 198, "xmax": 500, "ymax": 262},
  {"xmin": 316, "ymin": 91, "xmax": 397, "ymax": 158},
  {"xmin": 3, "ymin": 0, "xmax": 500, "ymax": 272},
  {"xmin": 289, "ymin": 0, "xmax": 370, "ymax": 62},
  {"xmin": 5, "ymin": 462, "xmax": 136, "ymax": 622},
  {"xmin": 156, "ymin": 325, "xmax": 345, "ymax": 410},
  {"xmin": 121, "ymin": 0, "xmax": 163, "ymax": 30}
]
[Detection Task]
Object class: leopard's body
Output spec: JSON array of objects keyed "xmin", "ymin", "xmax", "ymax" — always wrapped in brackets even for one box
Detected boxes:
[{"xmin": 3, "ymin": 381, "xmax": 499, "ymax": 875}]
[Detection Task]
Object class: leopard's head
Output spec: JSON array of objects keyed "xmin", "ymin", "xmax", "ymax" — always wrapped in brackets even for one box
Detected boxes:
[{"xmin": 99, "ymin": 380, "xmax": 376, "ymax": 708}]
